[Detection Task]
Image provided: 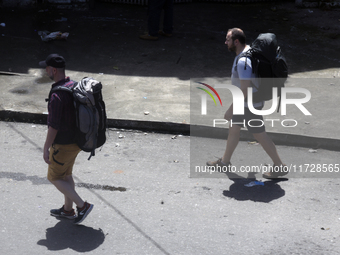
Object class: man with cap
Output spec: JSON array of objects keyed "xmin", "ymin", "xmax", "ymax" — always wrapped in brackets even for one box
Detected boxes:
[{"xmin": 40, "ymin": 54, "xmax": 93, "ymax": 225}]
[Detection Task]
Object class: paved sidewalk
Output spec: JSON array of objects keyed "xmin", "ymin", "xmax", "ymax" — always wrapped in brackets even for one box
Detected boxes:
[{"xmin": 0, "ymin": 2, "xmax": 340, "ymax": 149}]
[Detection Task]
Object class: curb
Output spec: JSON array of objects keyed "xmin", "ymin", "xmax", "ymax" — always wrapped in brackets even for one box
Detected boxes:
[
  {"xmin": 0, "ymin": 110, "xmax": 190, "ymax": 135},
  {"xmin": 191, "ymin": 125, "xmax": 340, "ymax": 152},
  {"xmin": 1, "ymin": 110, "xmax": 339, "ymax": 152}
]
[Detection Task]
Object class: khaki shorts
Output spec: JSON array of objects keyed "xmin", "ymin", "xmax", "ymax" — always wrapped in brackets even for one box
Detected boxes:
[{"xmin": 47, "ymin": 143, "xmax": 81, "ymax": 181}]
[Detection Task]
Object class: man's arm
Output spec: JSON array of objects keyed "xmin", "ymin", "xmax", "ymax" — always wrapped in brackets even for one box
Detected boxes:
[
  {"xmin": 43, "ymin": 126, "xmax": 58, "ymax": 164},
  {"xmin": 224, "ymin": 103, "xmax": 233, "ymax": 121},
  {"xmin": 240, "ymin": 79, "xmax": 251, "ymax": 99},
  {"xmin": 236, "ymin": 55, "xmax": 252, "ymax": 99},
  {"xmin": 225, "ymin": 80, "xmax": 251, "ymax": 120}
]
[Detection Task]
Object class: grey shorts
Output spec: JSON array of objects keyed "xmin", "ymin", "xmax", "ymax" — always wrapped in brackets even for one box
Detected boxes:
[{"xmin": 232, "ymin": 106, "xmax": 266, "ymax": 134}]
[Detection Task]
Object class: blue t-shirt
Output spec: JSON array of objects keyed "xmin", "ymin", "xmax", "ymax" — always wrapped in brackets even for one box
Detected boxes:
[{"xmin": 231, "ymin": 46, "xmax": 263, "ymax": 108}]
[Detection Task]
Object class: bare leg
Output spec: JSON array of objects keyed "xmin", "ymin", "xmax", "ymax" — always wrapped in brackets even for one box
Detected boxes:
[
  {"xmin": 252, "ymin": 131, "xmax": 283, "ymax": 165},
  {"xmin": 222, "ymin": 124, "xmax": 241, "ymax": 163},
  {"xmin": 49, "ymin": 175, "xmax": 84, "ymax": 210},
  {"xmin": 64, "ymin": 175, "xmax": 76, "ymax": 210}
]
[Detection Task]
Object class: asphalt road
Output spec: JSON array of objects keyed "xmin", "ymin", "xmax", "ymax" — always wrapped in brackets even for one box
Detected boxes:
[{"xmin": 0, "ymin": 121, "xmax": 340, "ymax": 255}]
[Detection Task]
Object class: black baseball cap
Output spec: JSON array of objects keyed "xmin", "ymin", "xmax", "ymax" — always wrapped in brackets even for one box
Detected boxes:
[{"xmin": 39, "ymin": 54, "xmax": 66, "ymax": 68}]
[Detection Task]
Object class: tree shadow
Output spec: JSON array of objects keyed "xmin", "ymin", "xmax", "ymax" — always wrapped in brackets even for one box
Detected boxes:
[
  {"xmin": 37, "ymin": 219, "xmax": 106, "ymax": 252},
  {"xmin": 222, "ymin": 172, "xmax": 288, "ymax": 203},
  {"xmin": 1, "ymin": 2, "xmax": 339, "ymax": 76}
]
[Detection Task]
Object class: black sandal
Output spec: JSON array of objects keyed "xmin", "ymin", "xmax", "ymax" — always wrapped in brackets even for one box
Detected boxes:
[{"xmin": 262, "ymin": 164, "xmax": 288, "ymax": 179}]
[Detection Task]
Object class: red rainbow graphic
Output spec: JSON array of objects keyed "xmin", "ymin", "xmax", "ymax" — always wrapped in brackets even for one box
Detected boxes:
[{"xmin": 196, "ymin": 82, "xmax": 223, "ymax": 106}]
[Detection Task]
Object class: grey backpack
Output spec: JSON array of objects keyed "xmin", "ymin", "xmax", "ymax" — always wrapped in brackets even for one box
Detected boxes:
[{"xmin": 47, "ymin": 77, "xmax": 107, "ymax": 159}]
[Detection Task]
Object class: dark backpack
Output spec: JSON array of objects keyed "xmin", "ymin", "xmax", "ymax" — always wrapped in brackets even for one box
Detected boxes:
[
  {"xmin": 47, "ymin": 77, "xmax": 107, "ymax": 160},
  {"xmin": 236, "ymin": 33, "xmax": 288, "ymax": 105}
]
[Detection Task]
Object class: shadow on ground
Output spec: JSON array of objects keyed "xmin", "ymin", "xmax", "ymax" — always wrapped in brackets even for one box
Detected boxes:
[
  {"xmin": 223, "ymin": 172, "xmax": 288, "ymax": 202},
  {"xmin": 37, "ymin": 220, "xmax": 106, "ymax": 252}
]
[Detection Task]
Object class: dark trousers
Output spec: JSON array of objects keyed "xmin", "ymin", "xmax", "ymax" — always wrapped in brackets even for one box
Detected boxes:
[{"xmin": 148, "ymin": 0, "xmax": 174, "ymax": 36}]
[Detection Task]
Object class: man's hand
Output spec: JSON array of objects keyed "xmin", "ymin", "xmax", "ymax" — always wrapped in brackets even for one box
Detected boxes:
[
  {"xmin": 224, "ymin": 104, "xmax": 233, "ymax": 121},
  {"xmin": 43, "ymin": 126, "xmax": 58, "ymax": 164},
  {"xmin": 43, "ymin": 149, "xmax": 51, "ymax": 164}
]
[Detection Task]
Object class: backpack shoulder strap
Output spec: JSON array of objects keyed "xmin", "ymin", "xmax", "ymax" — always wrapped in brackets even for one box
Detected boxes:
[
  {"xmin": 235, "ymin": 49, "xmax": 253, "ymax": 72},
  {"xmin": 45, "ymin": 85, "xmax": 74, "ymax": 102}
]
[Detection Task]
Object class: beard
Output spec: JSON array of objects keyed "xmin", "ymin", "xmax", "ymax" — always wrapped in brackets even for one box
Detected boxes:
[{"xmin": 228, "ymin": 44, "xmax": 236, "ymax": 53}]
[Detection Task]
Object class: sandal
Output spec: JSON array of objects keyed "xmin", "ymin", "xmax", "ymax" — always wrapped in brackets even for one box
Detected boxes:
[{"xmin": 262, "ymin": 164, "xmax": 289, "ymax": 179}]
